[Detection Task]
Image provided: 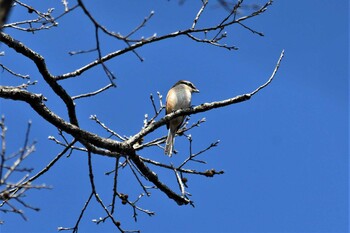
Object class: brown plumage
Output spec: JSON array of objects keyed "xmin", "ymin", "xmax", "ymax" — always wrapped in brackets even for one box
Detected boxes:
[{"xmin": 164, "ymin": 80, "xmax": 199, "ymax": 156}]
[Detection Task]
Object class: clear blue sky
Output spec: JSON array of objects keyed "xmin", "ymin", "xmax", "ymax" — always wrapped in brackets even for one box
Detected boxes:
[{"xmin": 1, "ymin": 1, "xmax": 348, "ymax": 233}]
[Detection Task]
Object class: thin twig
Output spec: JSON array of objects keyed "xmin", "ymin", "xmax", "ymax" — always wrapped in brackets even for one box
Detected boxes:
[
  {"xmin": 0, "ymin": 64, "xmax": 29, "ymax": 79},
  {"xmin": 125, "ymin": 11, "xmax": 154, "ymax": 38},
  {"xmin": 61, "ymin": 0, "xmax": 69, "ymax": 12},
  {"xmin": 173, "ymin": 167, "xmax": 185, "ymax": 197},
  {"xmin": 87, "ymin": 152, "xmax": 125, "ymax": 232},
  {"xmin": 72, "ymin": 83, "xmax": 115, "ymax": 100},
  {"xmin": 237, "ymin": 21, "xmax": 264, "ymax": 36},
  {"xmin": 58, "ymin": 193, "xmax": 93, "ymax": 232},
  {"xmin": 127, "ymin": 159, "xmax": 151, "ymax": 196},
  {"xmin": 110, "ymin": 157, "xmax": 120, "ymax": 215},
  {"xmin": 179, "ymin": 140, "xmax": 219, "ymax": 169},
  {"xmin": 90, "ymin": 115, "xmax": 126, "ymax": 141},
  {"xmin": 250, "ymin": 49, "xmax": 284, "ymax": 96},
  {"xmin": 191, "ymin": 0, "xmax": 208, "ymax": 29},
  {"xmin": 69, "ymin": 48, "xmax": 97, "ymax": 56},
  {"xmin": 6, "ymin": 139, "xmax": 77, "ymax": 201}
]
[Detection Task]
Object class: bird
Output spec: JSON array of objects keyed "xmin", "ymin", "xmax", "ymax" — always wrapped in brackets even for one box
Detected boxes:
[{"xmin": 164, "ymin": 80, "xmax": 199, "ymax": 156}]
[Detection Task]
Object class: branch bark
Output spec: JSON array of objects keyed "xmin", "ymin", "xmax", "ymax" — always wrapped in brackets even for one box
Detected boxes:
[
  {"xmin": 0, "ymin": 49, "xmax": 284, "ymax": 206},
  {"xmin": 0, "ymin": 1, "xmax": 281, "ymax": 228},
  {"xmin": 0, "ymin": 32, "xmax": 79, "ymax": 126},
  {"xmin": 0, "ymin": 0, "xmax": 14, "ymax": 28}
]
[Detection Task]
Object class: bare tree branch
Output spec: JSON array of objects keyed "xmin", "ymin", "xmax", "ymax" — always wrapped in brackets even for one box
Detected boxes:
[
  {"xmin": 0, "ymin": 117, "xmax": 51, "ymax": 222},
  {"xmin": 54, "ymin": 0, "xmax": 273, "ymax": 81},
  {"xmin": 0, "ymin": 47, "xmax": 283, "ymax": 156},
  {"xmin": 126, "ymin": 49, "xmax": 284, "ymax": 146},
  {"xmin": 0, "ymin": 1, "xmax": 282, "ymax": 231},
  {"xmin": 0, "ymin": 63, "xmax": 30, "ymax": 79},
  {"xmin": 0, "ymin": 0, "xmax": 14, "ymax": 28},
  {"xmin": 72, "ymin": 83, "xmax": 115, "ymax": 100},
  {"xmin": 0, "ymin": 32, "xmax": 79, "ymax": 126},
  {"xmin": 0, "ymin": 48, "xmax": 284, "ymax": 209}
]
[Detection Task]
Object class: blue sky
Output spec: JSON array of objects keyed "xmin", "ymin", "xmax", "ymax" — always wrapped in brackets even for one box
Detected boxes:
[{"xmin": 0, "ymin": 1, "xmax": 348, "ymax": 233}]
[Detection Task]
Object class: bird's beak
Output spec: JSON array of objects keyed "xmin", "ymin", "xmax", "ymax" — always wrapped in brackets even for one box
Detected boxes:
[{"xmin": 193, "ymin": 88, "xmax": 200, "ymax": 93}]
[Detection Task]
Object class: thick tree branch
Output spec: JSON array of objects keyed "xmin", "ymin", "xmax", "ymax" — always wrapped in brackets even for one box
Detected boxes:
[
  {"xmin": 0, "ymin": 1, "xmax": 281, "ymax": 228},
  {"xmin": 0, "ymin": 32, "xmax": 79, "ymax": 126},
  {"xmin": 0, "ymin": 86, "xmax": 126, "ymax": 153},
  {"xmin": 0, "ymin": 0, "xmax": 14, "ymax": 28},
  {"xmin": 0, "ymin": 47, "xmax": 283, "ymax": 207},
  {"xmin": 0, "ymin": 49, "xmax": 284, "ymax": 155}
]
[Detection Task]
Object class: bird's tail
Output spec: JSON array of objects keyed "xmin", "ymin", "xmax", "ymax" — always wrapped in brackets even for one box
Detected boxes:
[{"xmin": 164, "ymin": 129, "xmax": 175, "ymax": 156}]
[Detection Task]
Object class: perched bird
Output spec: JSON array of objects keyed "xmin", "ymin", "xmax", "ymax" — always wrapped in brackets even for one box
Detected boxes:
[{"xmin": 165, "ymin": 80, "xmax": 199, "ymax": 156}]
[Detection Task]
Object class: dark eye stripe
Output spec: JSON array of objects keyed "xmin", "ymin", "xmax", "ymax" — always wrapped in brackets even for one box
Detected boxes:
[
  {"xmin": 181, "ymin": 80, "xmax": 193, "ymax": 88},
  {"xmin": 173, "ymin": 80, "xmax": 196, "ymax": 90}
]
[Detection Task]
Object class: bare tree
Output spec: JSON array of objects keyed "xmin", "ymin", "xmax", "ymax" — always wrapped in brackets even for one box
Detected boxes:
[
  {"xmin": 0, "ymin": 116, "xmax": 50, "ymax": 223},
  {"xmin": 0, "ymin": 0, "xmax": 284, "ymax": 232}
]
